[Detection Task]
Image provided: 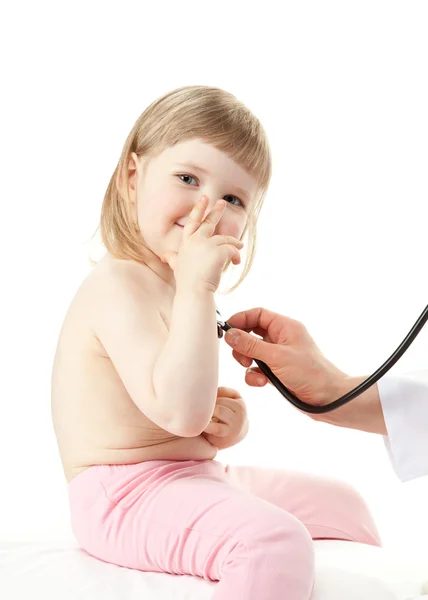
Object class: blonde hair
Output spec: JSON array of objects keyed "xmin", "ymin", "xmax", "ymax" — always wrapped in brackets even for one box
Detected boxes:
[{"xmin": 100, "ymin": 85, "xmax": 272, "ymax": 293}]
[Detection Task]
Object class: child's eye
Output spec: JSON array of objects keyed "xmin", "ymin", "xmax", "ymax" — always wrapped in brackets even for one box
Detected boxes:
[
  {"xmin": 224, "ymin": 194, "xmax": 244, "ymax": 207},
  {"xmin": 178, "ymin": 174, "xmax": 198, "ymax": 185},
  {"xmin": 177, "ymin": 174, "xmax": 244, "ymax": 207}
]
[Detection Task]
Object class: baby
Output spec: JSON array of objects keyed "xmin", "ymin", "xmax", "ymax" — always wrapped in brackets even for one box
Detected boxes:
[{"xmin": 52, "ymin": 85, "xmax": 381, "ymax": 600}]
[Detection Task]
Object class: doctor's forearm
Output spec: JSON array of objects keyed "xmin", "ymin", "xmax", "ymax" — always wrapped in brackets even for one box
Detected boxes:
[{"xmin": 321, "ymin": 376, "xmax": 387, "ymax": 435}]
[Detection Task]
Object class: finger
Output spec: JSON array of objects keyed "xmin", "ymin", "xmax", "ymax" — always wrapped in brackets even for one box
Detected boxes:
[
  {"xmin": 230, "ymin": 248, "xmax": 241, "ymax": 265},
  {"xmin": 161, "ymin": 250, "xmax": 177, "ymax": 269},
  {"xmin": 203, "ymin": 420, "xmax": 230, "ymax": 437},
  {"xmin": 247, "ymin": 366, "xmax": 262, "ymax": 375},
  {"xmin": 225, "ymin": 307, "xmax": 277, "ymax": 333},
  {"xmin": 225, "ymin": 327, "xmax": 284, "ymax": 363},
  {"xmin": 213, "ymin": 235, "xmax": 245, "ymax": 248},
  {"xmin": 231, "ymin": 349, "xmax": 253, "ymax": 368},
  {"xmin": 213, "ymin": 238, "xmax": 245, "ymax": 265},
  {"xmin": 212, "ymin": 404, "xmax": 235, "ymax": 423},
  {"xmin": 183, "ymin": 195, "xmax": 209, "ymax": 239},
  {"xmin": 226, "ymin": 308, "xmax": 304, "ymax": 345},
  {"xmin": 245, "ymin": 368, "xmax": 268, "ymax": 387},
  {"xmin": 253, "ymin": 327, "xmax": 272, "ymax": 342},
  {"xmin": 217, "ymin": 386, "xmax": 242, "ymax": 399},
  {"xmin": 225, "ymin": 244, "xmax": 243, "ymax": 266},
  {"xmin": 196, "ymin": 199, "xmax": 228, "ymax": 237}
]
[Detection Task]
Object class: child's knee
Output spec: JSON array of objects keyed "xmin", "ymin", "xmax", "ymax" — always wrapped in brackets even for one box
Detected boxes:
[
  {"xmin": 227, "ymin": 516, "xmax": 315, "ymax": 600},
  {"xmin": 255, "ymin": 514, "xmax": 315, "ymax": 588},
  {"xmin": 256, "ymin": 511, "xmax": 314, "ymax": 562},
  {"xmin": 309, "ymin": 476, "xmax": 382, "ymax": 547},
  {"xmin": 284, "ymin": 516, "xmax": 315, "ymax": 564}
]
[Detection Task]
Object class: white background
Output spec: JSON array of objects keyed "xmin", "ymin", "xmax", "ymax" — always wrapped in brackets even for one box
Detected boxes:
[{"xmin": 0, "ymin": 0, "xmax": 427, "ymax": 563}]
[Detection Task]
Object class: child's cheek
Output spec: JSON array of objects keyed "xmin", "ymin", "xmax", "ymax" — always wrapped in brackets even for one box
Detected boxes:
[{"xmin": 222, "ymin": 215, "xmax": 246, "ymax": 241}]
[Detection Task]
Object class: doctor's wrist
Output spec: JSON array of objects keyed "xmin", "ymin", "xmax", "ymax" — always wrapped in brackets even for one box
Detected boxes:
[{"xmin": 322, "ymin": 375, "xmax": 387, "ymax": 436}]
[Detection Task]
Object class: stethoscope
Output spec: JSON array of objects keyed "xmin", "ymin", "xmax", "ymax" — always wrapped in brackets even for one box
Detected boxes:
[{"xmin": 216, "ymin": 304, "xmax": 428, "ymax": 415}]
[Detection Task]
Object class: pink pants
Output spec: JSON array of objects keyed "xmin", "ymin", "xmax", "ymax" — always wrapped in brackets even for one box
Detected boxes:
[{"xmin": 69, "ymin": 460, "xmax": 381, "ymax": 600}]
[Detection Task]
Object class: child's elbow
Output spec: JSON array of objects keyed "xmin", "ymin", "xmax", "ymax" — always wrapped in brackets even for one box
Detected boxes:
[
  {"xmin": 132, "ymin": 390, "xmax": 210, "ymax": 439},
  {"xmin": 166, "ymin": 413, "xmax": 210, "ymax": 438}
]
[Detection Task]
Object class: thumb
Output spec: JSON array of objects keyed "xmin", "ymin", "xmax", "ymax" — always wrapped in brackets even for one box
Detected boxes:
[
  {"xmin": 161, "ymin": 250, "xmax": 177, "ymax": 269},
  {"xmin": 225, "ymin": 328, "xmax": 273, "ymax": 363}
]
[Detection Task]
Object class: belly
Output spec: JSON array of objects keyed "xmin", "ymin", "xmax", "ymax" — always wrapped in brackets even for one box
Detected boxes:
[{"xmin": 65, "ymin": 433, "xmax": 218, "ymax": 482}]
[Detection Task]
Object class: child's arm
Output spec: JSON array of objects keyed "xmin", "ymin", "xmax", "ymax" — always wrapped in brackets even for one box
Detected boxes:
[
  {"xmin": 93, "ymin": 266, "xmax": 218, "ymax": 438},
  {"xmin": 94, "ymin": 198, "xmax": 242, "ymax": 438},
  {"xmin": 152, "ymin": 287, "xmax": 219, "ymax": 437}
]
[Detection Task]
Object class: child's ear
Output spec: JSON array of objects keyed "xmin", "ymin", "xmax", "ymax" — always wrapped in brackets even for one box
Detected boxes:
[
  {"xmin": 126, "ymin": 152, "xmax": 139, "ymax": 205},
  {"xmin": 115, "ymin": 154, "xmax": 137, "ymax": 202}
]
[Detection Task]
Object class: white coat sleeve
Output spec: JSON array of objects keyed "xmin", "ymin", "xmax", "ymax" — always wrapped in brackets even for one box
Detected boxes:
[{"xmin": 378, "ymin": 373, "xmax": 428, "ymax": 482}]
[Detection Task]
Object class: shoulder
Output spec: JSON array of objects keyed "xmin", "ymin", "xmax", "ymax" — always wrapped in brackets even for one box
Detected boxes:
[
  {"xmin": 85, "ymin": 255, "xmax": 166, "ymax": 336},
  {"xmin": 59, "ymin": 256, "xmax": 154, "ymax": 334},
  {"xmin": 89, "ymin": 254, "xmax": 153, "ymax": 303}
]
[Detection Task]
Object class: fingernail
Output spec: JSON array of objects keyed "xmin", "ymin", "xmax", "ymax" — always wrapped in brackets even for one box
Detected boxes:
[{"xmin": 225, "ymin": 330, "xmax": 240, "ymax": 346}]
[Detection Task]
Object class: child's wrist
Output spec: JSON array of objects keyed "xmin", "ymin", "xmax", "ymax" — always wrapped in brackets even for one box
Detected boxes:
[{"xmin": 175, "ymin": 284, "xmax": 215, "ymax": 299}]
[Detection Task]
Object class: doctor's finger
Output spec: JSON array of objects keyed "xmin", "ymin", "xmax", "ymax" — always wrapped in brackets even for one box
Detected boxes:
[
  {"xmin": 245, "ymin": 368, "xmax": 269, "ymax": 387},
  {"xmin": 226, "ymin": 307, "xmax": 280, "ymax": 333},
  {"xmin": 225, "ymin": 328, "xmax": 284, "ymax": 366},
  {"xmin": 232, "ymin": 349, "xmax": 253, "ymax": 368}
]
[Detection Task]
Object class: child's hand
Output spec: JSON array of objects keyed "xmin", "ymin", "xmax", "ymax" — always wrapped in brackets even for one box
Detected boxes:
[
  {"xmin": 202, "ymin": 387, "xmax": 249, "ymax": 450},
  {"xmin": 161, "ymin": 195, "xmax": 244, "ymax": 294}
]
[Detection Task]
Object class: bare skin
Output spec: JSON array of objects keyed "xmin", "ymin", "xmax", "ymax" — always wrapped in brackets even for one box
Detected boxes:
[
  {"xmin": 51, "ymin": 255, "xmax": 218, "ymax": 483},
  {"xmin": 52, "ymin": 139, "xmax": 259, "ymax": 483}
]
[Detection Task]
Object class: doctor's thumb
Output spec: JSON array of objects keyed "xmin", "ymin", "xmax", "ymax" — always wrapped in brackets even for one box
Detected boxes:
[{"xmin": 225, "ymin": 328, "xmax": 271, "ymax": 362}]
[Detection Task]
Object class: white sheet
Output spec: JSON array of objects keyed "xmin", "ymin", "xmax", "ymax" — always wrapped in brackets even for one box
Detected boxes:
[{"xmin": 0, "ymin": 539, "xmax": 426, "ymax": 599}]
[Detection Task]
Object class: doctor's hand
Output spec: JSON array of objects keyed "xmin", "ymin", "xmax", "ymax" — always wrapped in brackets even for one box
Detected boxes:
[
  {"xmin": 224, "ymin": 307, "xmax": 387, "ymax": 435},
  {"xmin": 201, "ymin": 387, "xmax": 249, "ymax": 450}
]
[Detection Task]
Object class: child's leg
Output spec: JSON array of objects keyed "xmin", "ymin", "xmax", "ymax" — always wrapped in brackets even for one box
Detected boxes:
[
  {"xmin": 69, "ymin": 460, "xmax": 315, "ymax": 600},
  {"xmin": 225, "ymin": 465, "xmax": 382, "ymax": 547}
]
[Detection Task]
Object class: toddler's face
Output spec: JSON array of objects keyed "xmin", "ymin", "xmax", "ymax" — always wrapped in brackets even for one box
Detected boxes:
[{"xmin": 128, "ymin": 139, "xmax": 259, "ymax": 265}]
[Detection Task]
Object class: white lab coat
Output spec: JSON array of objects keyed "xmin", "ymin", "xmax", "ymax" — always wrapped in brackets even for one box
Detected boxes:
[{"xmin": 378, "ymin": 373, "xmax": 428, "ymax": 482}]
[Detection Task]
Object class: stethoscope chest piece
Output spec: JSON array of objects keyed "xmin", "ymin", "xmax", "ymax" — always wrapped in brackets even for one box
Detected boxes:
[{"xmin": 216, "ymin": 309, "xmax": 230, "ymax": 338}]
